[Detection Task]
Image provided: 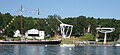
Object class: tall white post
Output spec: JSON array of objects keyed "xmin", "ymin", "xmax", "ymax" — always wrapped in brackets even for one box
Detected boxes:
[{"xmin": 104, "ymin": 33, "xmax": 107, "ymax": 44}]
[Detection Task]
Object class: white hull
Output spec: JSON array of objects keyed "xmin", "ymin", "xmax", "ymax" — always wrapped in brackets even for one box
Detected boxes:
[
  {"xmin": 60, "ymin": 44, "xmax": 75, "ymax": 47},
  {"xmin": 115, "ymin": 44, "xmax": 120, "ymax": 46},
  {"xmin": 115, "ymin": 42, "xmax": 120, "ymax": 46}
]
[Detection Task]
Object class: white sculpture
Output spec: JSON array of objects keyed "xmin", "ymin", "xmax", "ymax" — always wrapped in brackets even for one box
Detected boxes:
[
  {"xmin": 56, "ymin": 18, "xmax": 73, "ymax": 38},
  {"xmin": 96, "ymin": 28, "xmax": 115, "ymax": 44},
  {"xmin": 60, "ymin": 23, "xmax": 73, "ymax": 38}
]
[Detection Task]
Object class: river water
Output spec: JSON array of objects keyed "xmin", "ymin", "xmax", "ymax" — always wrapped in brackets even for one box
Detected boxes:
[{"xmin": 0, "ymin": 45, "xmax": 120, "ymax": 55}]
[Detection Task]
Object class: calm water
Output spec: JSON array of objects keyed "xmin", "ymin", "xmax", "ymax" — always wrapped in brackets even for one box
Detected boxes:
[{"xmin": 0, "ymin": 45, "xmax": 120, "ymax": 55}]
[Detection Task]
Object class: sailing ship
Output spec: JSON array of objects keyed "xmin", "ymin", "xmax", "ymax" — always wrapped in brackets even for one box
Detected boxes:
[{"xmin": 0, "ymin": 6, "xmax": 61, "ymax": 45}]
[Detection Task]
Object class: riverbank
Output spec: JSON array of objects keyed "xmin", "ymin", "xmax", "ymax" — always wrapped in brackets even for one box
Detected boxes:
[
  {"xmin": 48, "ymin": 36, "xmax": 115, "ymax": 46},
  {"xmin": 0, "ymin": 33, "xmax": 116, "ymax": 46}
]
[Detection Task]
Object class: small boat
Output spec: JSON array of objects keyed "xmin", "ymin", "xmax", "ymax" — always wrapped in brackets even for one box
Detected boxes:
[
  {"xmin": 0, "ymin": 39, "xmax": 62, "ymax": 45},
  {"xmin": 60, "ymin": 44, "xmax": 75, "ymax": 47},
  {"xmin": 114, "ymin": 42, "xmax": 120, "ymax": 46}
]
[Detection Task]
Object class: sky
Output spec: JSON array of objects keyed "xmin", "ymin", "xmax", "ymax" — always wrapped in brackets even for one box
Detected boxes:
[{"xmin": 0, "ymin": 0, "xmax": 120, "ymax": 19}]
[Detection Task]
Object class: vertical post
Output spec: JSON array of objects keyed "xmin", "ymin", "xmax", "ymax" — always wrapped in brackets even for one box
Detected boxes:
[
  {"xmin": 37, "ymin": 8, "xmax": 40, "ymax": 37},
  {"xmin": 104, "ymin": 33, "xmax": 107, "ymax": 44},
  {"xmin": 96, "ymin": 31, "xmax": 99, "ymax": 42},
  {"xmin": 20, "ymin": 5, "xmax": 23, "ymax": 37},
  {"xmin": 83, "ymin": 27, "xmax": 85, "ymax": 35}
]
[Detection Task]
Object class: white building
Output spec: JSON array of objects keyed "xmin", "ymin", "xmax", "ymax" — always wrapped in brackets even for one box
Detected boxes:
[
  {"xmin": 25, "ymin": 29, "xmax": 45, "ymax": 39},
  {"xmin": 13, "ymin": 30, "xmax": 21, "ymax": 37}
]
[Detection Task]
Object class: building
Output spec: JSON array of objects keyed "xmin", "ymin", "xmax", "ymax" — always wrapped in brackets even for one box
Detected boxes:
[
  {"xmin": 13, "ymin": 30, "xmax": 21, "ymax": 37},
  {"xmin": 25, "ymin": 29, "xmax": 45, "ymax": 39}
]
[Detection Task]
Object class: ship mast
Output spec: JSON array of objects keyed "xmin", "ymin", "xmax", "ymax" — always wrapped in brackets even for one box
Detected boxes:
[
  {"xmin": 37, "ymin": 8, "xmax": 40, "ymax": 31},
  {"xmin": 20, "ymin": 5, "xmax": 23, "ymax": 36}
]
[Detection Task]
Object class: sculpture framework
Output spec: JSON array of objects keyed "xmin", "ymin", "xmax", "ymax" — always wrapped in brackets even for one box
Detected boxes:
[
  {"xmin": 56, "ymin": 18, "xmax": 73, "ymax": 38},
  {"xmin": 60, "ymin": 24, "xmax": 73, "ymax": 38},
  {"xmin": 96, "ymin": 28, "xmax": 115, "ymax": 44}
]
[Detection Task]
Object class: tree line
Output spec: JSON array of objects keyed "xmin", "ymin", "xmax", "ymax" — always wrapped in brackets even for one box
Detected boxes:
[{"xmin": 0, "ymin": 12, "xmax": 120, "ymax": 41}]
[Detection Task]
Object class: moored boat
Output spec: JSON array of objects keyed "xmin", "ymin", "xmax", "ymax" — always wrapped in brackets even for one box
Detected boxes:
[
  {"xmin": 114, "ymin": 42, "xmax": 120, "ymax": 46},
  {"xmin": 0, "ymin": 39, "xmax": 62, "ymax": 45}
]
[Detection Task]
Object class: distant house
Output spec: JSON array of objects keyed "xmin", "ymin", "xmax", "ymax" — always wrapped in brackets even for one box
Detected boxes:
[
  {"xmin": 13, "ymin": 30, "xmax": 21, "ymax": 37},
  {"xmin": 25, "ymin": 29, "xmax": 45, "ymax": 39}
]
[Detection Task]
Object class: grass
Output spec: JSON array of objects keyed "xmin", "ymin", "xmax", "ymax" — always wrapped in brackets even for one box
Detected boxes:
[
  {"xmin": 47, "ymin": 33, "xmax": 95, "ymax": 44},
  {"xmin": 79, "ymin": 33, "xmax": 95, "ymax": 41},
  {"xmin": 61, "ymin": 37, "xmax": 74, "ymax": 44}
]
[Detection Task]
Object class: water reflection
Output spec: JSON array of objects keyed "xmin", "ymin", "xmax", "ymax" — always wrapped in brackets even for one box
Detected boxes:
[
  {"xmin": 60, "ymin": 46, "xmax": 74, "ymax": 55},
  {"xmin": 0, "ymin": 45, "xmax": 120, "ymax": 55},
  {"xmin": 104, "ymin": 47, "xmax": 107, "ymax": 55},
  {"xmin": 13, "ymin": 45, "xmax": 46, "ymax": 55},
  {"xmin": 14, "ymin": 46, "xmax": 19, "ymax": 55}
]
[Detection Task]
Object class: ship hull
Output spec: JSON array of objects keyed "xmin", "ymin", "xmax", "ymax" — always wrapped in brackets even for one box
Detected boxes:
[{"xmin": 0, "ymin": 40, "xmax": 61, "ymax": 45}]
